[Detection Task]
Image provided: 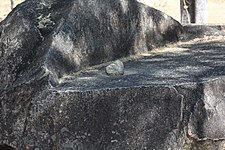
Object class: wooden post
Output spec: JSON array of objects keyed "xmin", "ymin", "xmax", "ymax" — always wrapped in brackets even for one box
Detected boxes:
[
  {"xmin": 180, "ymin": 0, "xmax": 195, "ymax": 24},
  {"xmin": 195, "ymin": 0, "xmax": 208, "ymax": 24},
  {"xmin": 10, "ymin": 0, "xmax": 14, "ymax": 10}
]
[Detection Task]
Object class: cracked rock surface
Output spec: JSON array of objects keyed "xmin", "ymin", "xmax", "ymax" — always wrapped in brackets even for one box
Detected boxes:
[
  {"xmin": 0, "ymin": 0, "xmax": 182, "ymax": 149},
  {"xmin": 1, "ymin": 0, "xmax": 225, "ymax": 149},
  {"xmin": 57, "ymin": 33, "xmax": 225, "ymax": 150}
]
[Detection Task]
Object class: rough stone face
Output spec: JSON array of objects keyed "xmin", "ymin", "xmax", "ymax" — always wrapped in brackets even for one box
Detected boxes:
[
  {"xmin": 3, "ymin": 0, "xmax": 221, "ymax": 149},
  {"xmin": 0, "ymin": 0, "xmax": 182, "ymax": 87},
  {"xmin": 106, "ymin": 60, "xmax": 124, "ymax": 76}
]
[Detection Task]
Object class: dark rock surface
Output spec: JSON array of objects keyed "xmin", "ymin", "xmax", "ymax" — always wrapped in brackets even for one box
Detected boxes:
[
  {"xmin": 180, "ymin": 24, "xmax": 225, "ymax": 41},
  {"xmin": 0, "ymin": 0, "xmax": 182, "ymax": 87},
  {"xmin": 0, "ymin": 0, "xmax": 182, "ymax": 148},
  {"xmin": 2, "ymin": 0, "xmax": 225, "ymax": 149},
  {"xmin": 56, "ymin": 34, "xmax": 225, "ymax": 149}
]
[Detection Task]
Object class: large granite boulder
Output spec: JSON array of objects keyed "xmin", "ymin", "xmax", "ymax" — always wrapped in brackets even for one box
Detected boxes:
[
  {"xmin": 0, "ymin": 0, "xmax": 184, "ymax": 149},
  {"xmin": 0, "ymin": 0, "xmax": 182, "ymax": 87}
]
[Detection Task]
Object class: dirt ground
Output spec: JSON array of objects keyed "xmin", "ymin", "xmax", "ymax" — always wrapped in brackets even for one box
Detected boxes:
[
  {"xmin": 0, "ymin": 0, "xmax": 225, "ymax": 24},
  {"xmin": 0, "ymin": 0, "xmax": 24, "ymax": 21},
  {"xmin": 139, "ymin": 0, "xmax": 225, "ymax": 24}
]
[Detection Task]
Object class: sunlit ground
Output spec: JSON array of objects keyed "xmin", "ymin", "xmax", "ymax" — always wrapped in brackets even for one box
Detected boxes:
[{"xmin": 139, "ymin": 0, "xmax": 225, "ymax": 24}]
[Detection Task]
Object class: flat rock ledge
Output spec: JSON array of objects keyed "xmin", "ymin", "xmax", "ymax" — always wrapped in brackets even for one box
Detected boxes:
[
  {"xmin": 1, "ymin": 0, "xmax": 225, "ymax": 149},
  {"xmin": 55, "ymin": 34, "xmax": 225, "ymax": 150},
  {"xmin": 0, "ymin": 0, "xmax": 182, "ymax": 149},
  {"xmin": 1, "ymin": 29, "xmax": 225, "ymax": 149}
]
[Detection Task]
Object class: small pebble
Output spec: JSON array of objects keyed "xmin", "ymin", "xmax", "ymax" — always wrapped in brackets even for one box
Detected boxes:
[{"xmin": 105, "ymin": 60, "xmax": 124, "ymax": 76}]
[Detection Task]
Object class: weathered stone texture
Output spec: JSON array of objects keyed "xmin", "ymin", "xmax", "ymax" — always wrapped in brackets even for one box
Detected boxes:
[
  {"xmin": 105, "ymin": 60, "xmax": 124, "ymax": 76},
  {"xmin": 0, "ymin": 0, "xmax": 182, "ymax": 85},
  {"xmin": 3, "ymin": 0, "xmax": 225, "ymax": 150}
]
